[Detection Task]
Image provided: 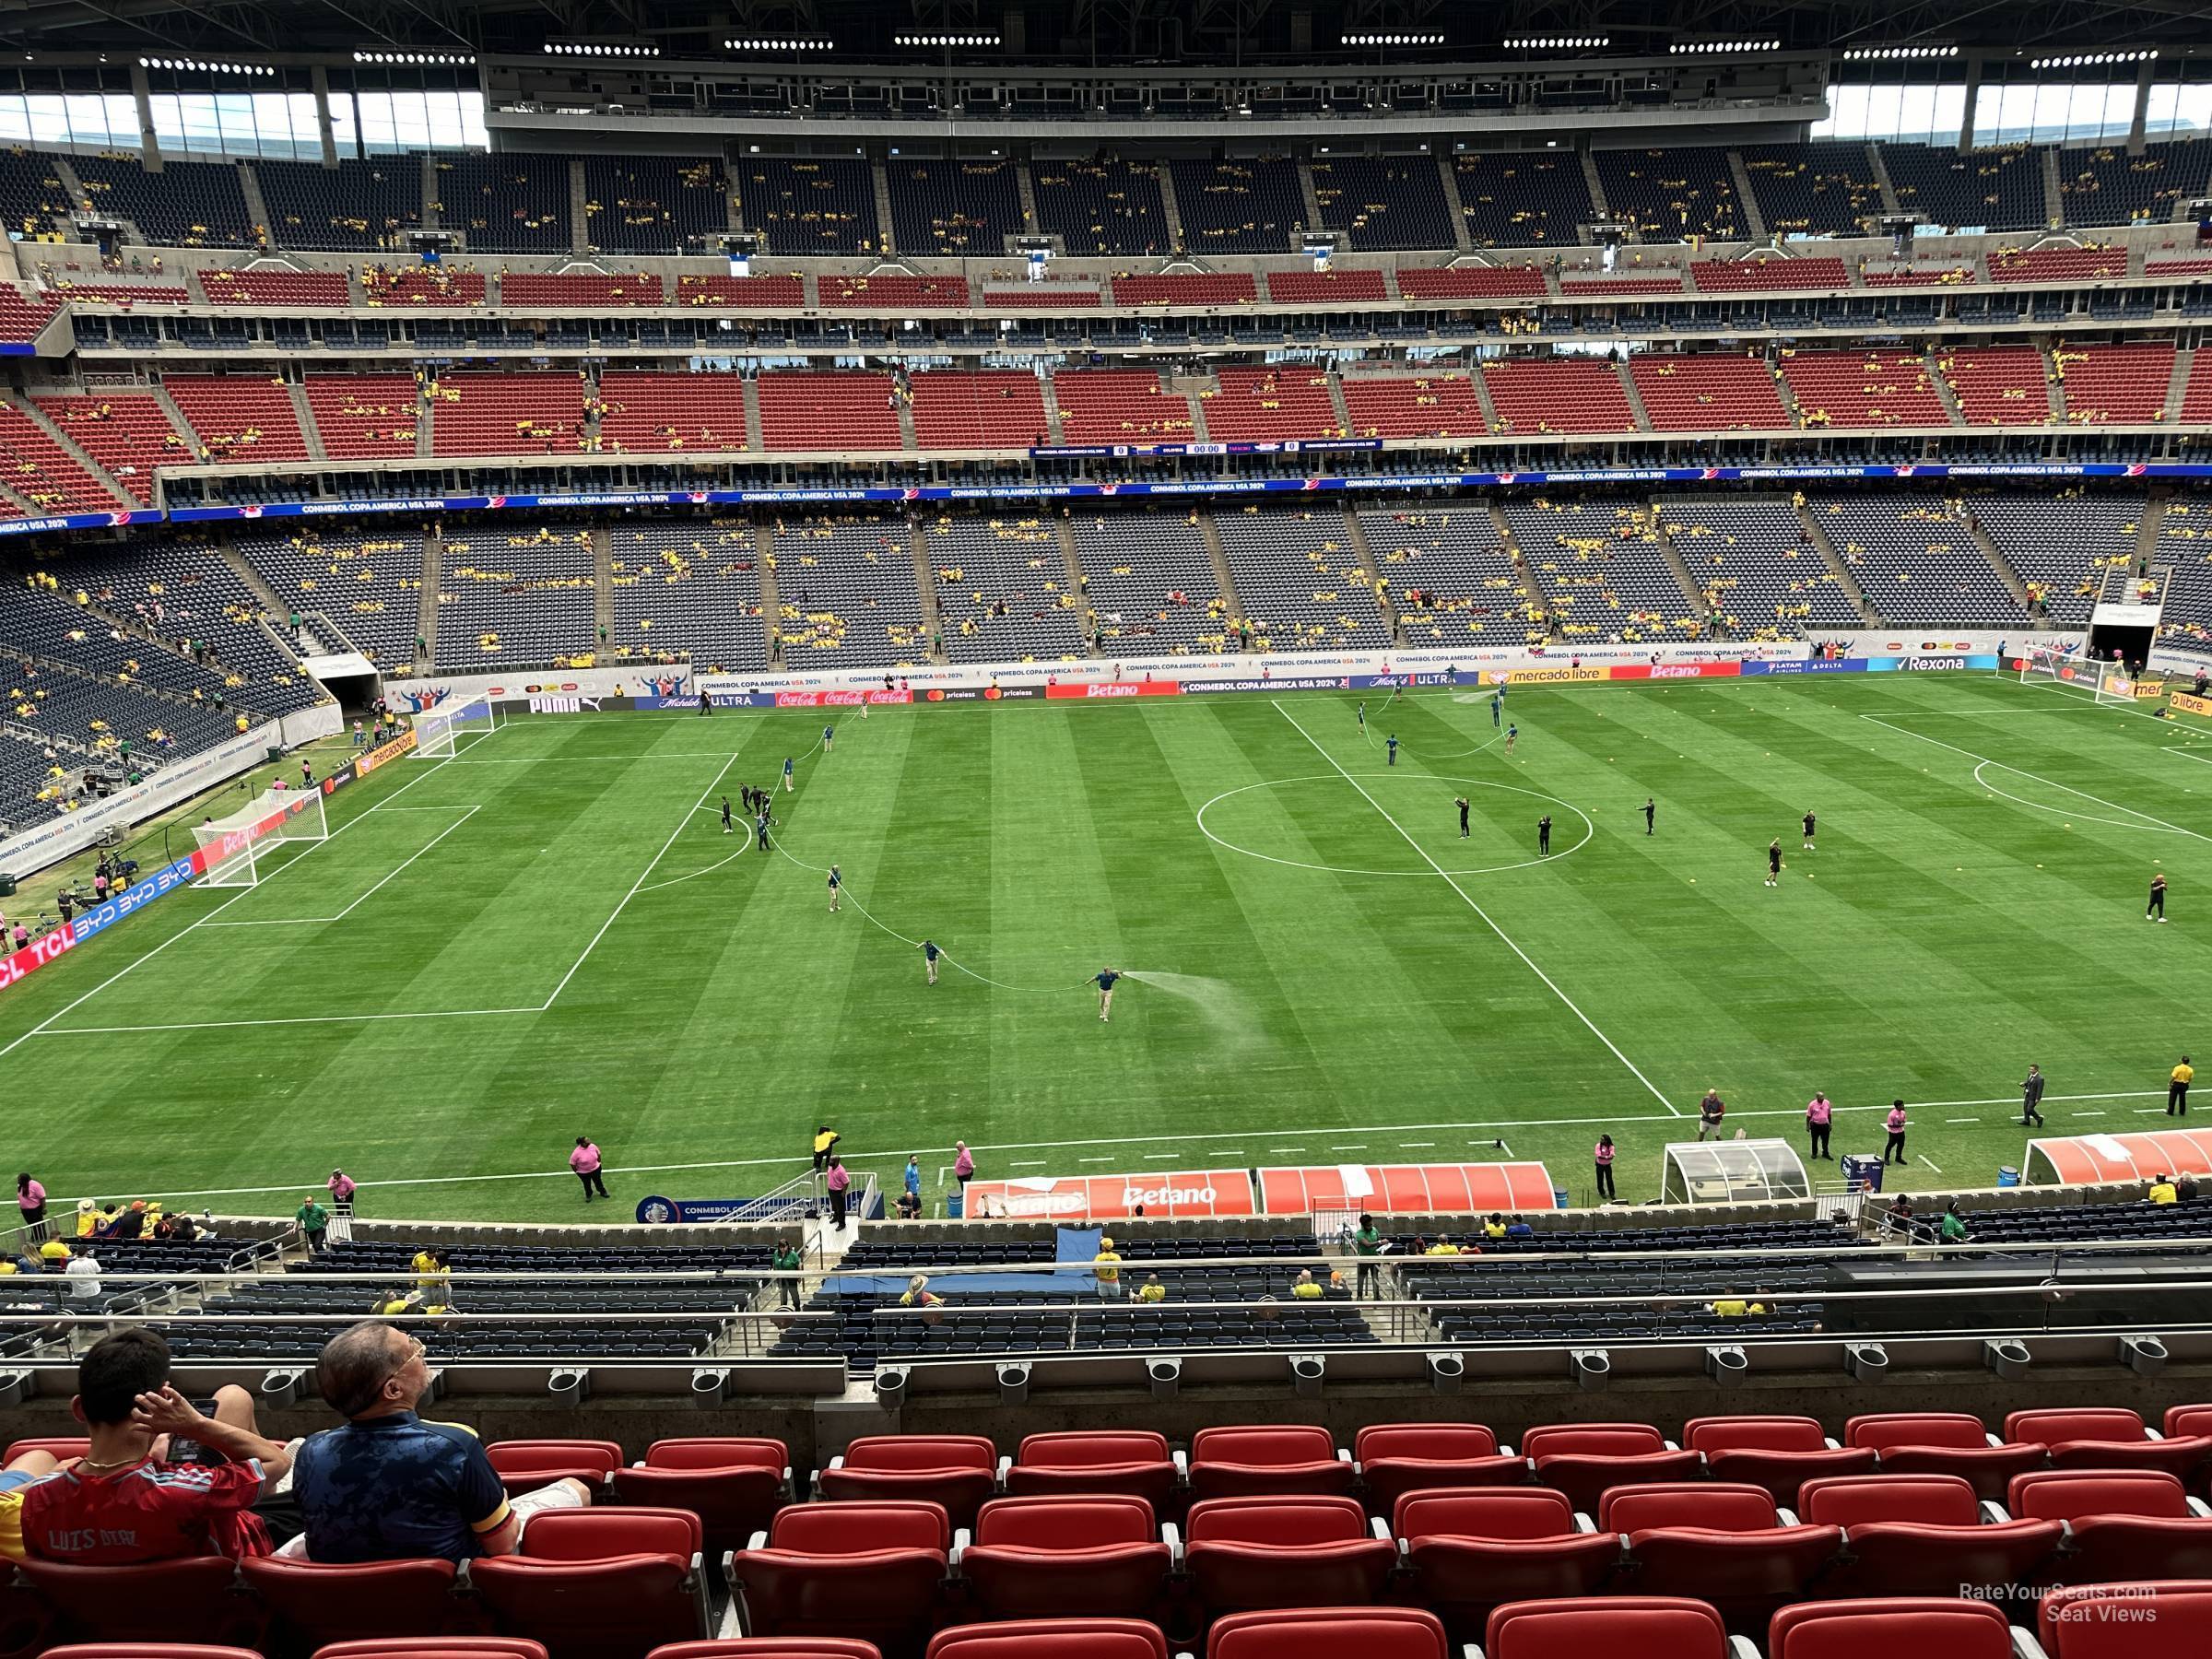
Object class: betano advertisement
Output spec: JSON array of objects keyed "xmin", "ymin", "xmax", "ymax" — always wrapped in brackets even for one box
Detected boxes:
[{"xmin": 0, "ymin": 733, "xmax": 415, "ymax": 996}]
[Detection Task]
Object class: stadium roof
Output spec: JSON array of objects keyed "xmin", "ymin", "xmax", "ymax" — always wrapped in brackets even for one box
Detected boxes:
[{"xmin": 5, "ymin": 0, "xmax": 2208, "ymax": 65}]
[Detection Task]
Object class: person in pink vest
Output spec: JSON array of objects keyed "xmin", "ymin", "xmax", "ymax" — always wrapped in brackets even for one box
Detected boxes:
[
  {"xmin": 570, "ymin": 1136, "xmax": 608, "ymax": 1202},
  {"xmin": 1805, "ymin": 1093, "xmax": 1833, "ymax": 1161},
  {"xmin": 823, "ymin": 1155, "xmax": 851, "ymax": 1230},
  {"xmin": 953, "ymin": 1141, "xmax": 975, "ymax": 1192},
  {"xmin": 326, "ymin": 1169, "xmax": 356, "ymax": 1217},
  {"xmin": 1593, "ymin": 1135, "xmax": 1616, "ymax": 1201},
  {"xmin": 1882, "ymin": 1100, "xmax": 1909, "ymax": 1166}
]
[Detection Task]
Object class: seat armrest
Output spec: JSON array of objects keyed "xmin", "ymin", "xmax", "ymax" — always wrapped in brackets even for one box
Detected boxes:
[
  {"xmin": 630, "ymin": 1459, "xmax": 646, "ymax": 1469},
  {"xmin": 1727, "ymin": 1640, "xmax": 1762, "ymax": 1659},
  {"xmin": 1978, "ymin": 1501, "xmax": 2012, "ymax": 1525},
  {"xmin": 1985, "ymin": 1434, "xmax": 2004, "ymax": 1448},
  {"xmin": 1777, "ymin": 1506, "xmax": 1801, "ymax": 1526},
  {"xmin": 2147, "ymin": 1428, "xmax": 2169, "ymax": 1441},
  {"xmin": 1498, "ymin": 1443, "xmax": 1515, "ymax": 1458},
  {"xmin": 951, "ymin": 1528, "xmax": 971, "ymax": 1561},
  {"xmin": 2011, "ymin": 1631, "xmax": 2051, "ymax": 1659},
  {"xmin": 744, "ymin": 1530, "xmax": 770, "ymax": 1552},
  {"xmin": 1371, "ymin": 1516, "xmax": 1394, "ymax": 1542},
  {"xmin": 1573, "ymin": 1512, "xmax": 1596, "ymax": 1534},
  {"xmin": 996, "ymin": 1455, "xmax": 1012, "ymax": 1479},
  {"xmin": 1338, "ymin": 1448, "xmax": 1354, "ymax": 1464},
  {"xmin": 829, "ymin": 1455, "xmax": 846, "ymax": 1471},
  {"xmin": 1162, "ymin": 1521, "xmax": 1182, "ymax": 1566},
  {"xmin": 1663, "ymin": 1440, "xmax": 1681, "ymax": 1452},
  {"xmin": 2187, "ymin": 1497, "xmax": 2212, "ymax": 1518},
  {"xmin": 1824, "ymin": 1437, "xmax": 1841, "ymax": 1451},
  {"xmin": 1172, "ymin": 1449, "xmax": 1189, "ymax": 1477}
]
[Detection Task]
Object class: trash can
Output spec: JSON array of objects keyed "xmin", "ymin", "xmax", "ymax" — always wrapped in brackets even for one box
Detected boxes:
[
  {"xmin": 1840, "ymin": 1154, "xmax": 1884, "ymax": 1194},
  {"xmin": 1997, "ymin": 1166, "xmax": 2020, "ymax": 1188},
  {"xmin": 1552, "ymin": 1187, "xmax": 1570, "ymax": 1210},
  {"xmin": 265, "ymin": 746, "xmax": 283, "ymax": 762},
  {"xmin": 0, "ymin": 874, "xmax": 15, "ymax": 899},
  {"xmin": 946, "ymin": 1192, "xmax": 963, "ymax": 1219}
]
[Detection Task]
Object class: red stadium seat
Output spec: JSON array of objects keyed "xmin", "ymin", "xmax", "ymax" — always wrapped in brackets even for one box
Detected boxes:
[
  {"xmin": 2165, "ymin": 1405, "xmax": 2212, "ymax": 1441},
  {"xmin": 1520, "ymin": 1424, "xmax": 1700, "ymax": 1513},
  {"xmin": 956, "ymin": 1495, "xmax": 1173, "ymax": 1621},
  {"xmin": 1598, "ymin": 1483, "xmax": 1842, "ymax": 1633},
  {"xmin": 1396, "ymin": 1488, "xmax": 1620, "ymax": 1641},
  {"xmin": 485, "ymin": 1440, "xmax": 625, "ymax": 1496},
  {"xmin": 818, "ymin": 1438, "xmax": 999, "ymax": 1528},
  {"xmin": 241, "ymin": 1557, "xmax": 469, "ymax": 1647},
  {"xmin": 726, "ymin": 1501, "xmax": 949, "ymax": 1659},
  {"xmin": 1768, "ymin": 1598, "xmax": 2016, "ymax": 1659},
  {"xmin": 314, "ymin": 1644, "xmax": 547, "ymax": 1659},
  {"xmin": 926, "ymin": 1621, "xmax": 1167, "ymax": 1659},
  {"xmin": 1004, "ymin": 1432, "xmax": 1181, "ymax": 1512},
  {"xmin": 651, "ymin": 1645, "xmax": 879, "ymax": 1659},
  {"xmin": 2006, "ymin": 1409, "xmax": 2212, "ymax": 1482},
  {"xmin": 610, "ymin": 1440, "xmax": 791, "ymax": 1558},
  {"xmin": 1208, "ymin": 1607, "xmax": 1447, "ymax": 1659},
  {"xmin": 1481, "ymin": 1596, "xmax": 1731, "ymax": 1659},
  {"xmin": 43, "ymin": 1650, "xmax": 264, "ymax": 1659},
  {"xmin": 1355, "ymin": 1424, "xmax": 1525, "ymax": 1512},
  {"xmin": 2040, "ymin": 1580, "xmax": 2212, "ymax": 1659},
  {"xmin": 468, "ymin": 1507, "xmax": 708, "ymax": 1659},
  {"xmin": 1681, "ymin": 1418, "xmax": 1877, "ymax": 1507},
  {"xmin": 18, "ymin": 1558, "xmax": 254, "ymax": 1648},
  {"xmin": 1845, "ymin": 1413, "xmax": 2046, "ymax": 1501},
  {"xmin": 1183, "ymin": 1495, "xmax": 1395, "ymax": 1619},
  {"xmin": 5, "ymin": 1438, "xmax": 88, "ymax": 1464},
  {"xmin": 1188, "ymin": 1428, "xmax": 1355, "ymax": 1501},
  {"xmin": 1795, "ymin": 1473, "xmax": 2060, "ymax": 1599},
  {"xmin": 2007, "ymin": 1469, "xmax": 2212, "ymax": 1585}
]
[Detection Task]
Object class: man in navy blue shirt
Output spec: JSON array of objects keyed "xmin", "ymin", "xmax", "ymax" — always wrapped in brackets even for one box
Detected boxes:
[{"xmin": 290, "ymin": 1323, "xmax": 590, "ymax": 1562}]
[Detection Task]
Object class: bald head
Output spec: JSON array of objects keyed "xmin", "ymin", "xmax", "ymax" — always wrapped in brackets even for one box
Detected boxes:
[{"xmin": 317, "ymin": 1320, "xmax": 418, "ymax": 1420}]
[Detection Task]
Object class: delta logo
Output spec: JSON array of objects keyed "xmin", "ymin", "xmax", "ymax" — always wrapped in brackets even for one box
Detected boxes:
[
  {"xmin": 1700, "ymin": 467, "xmax": 1722, "ymax": 480},
  {"xmin": 686, "ymin": 492, "xmax": 709, "ymax": 504},
  {"xmin": 2126, "ymin": 464, "xmax": 2147, "ymax": 477},
  {"xmin": 1892, "ymin": 465, "xmax": 1919, "ymax": 477},
  {"xmin": 486, "ymin": 496, "xmax": 508, "ymax": 509},
  {"xmin": 239, "ymin": 504, "xmax": 265, "ymax": 518}
]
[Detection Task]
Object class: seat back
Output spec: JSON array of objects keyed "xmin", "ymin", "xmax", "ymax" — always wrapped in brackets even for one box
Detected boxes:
[
  {"xmin": 2009, "ymin": 1468, "xmax": 2192, "ymax": 1523},
  {"xmin": 1395, "ymin": 1489, "xmax": 1576, "ymax": 1542},
  {"xmin": 5, "ymin": 1437, "xmax": 88, "ymax": 1464},
  {"xmin": 1016, "ymin": 1433, "xmax": 1171, "ymax": 1469},
  {"xmin": 1599, "ymin": 1483, "xmax": 1777, "ymax": 1535},
  {"xmin": 768, "ymin": 1502, "xmax": 950, "ymax": 1554},
  {"xmin": 841, "ymin": 1437, "xmax": 996, "ymax": 1474},
  {"xmin": 240, "ymin": 1557, "xmax": 464, "ymax": 1645},
  {"xmin": 644, "ymin": 1440, "xmax": 787, "ymax": 1475},
  {"xmin": 1682, "ymin": 1418, "xmax": 1826, "ymax": 1454},
  {"xmin": 1191, "ymin": 1427, "xmax": 1338, "ymax": 1468},
  {"xmin": 2007, "ymin": 1409, "xmax": 2147, "ymax": 1448},
  {"xmin": 1484, "ymin": 1597, "xmax": 1728, "ymax": 1659},
  {"xmin": 2165, "ymin": 1406, "xmax": 2212, "ymax": 1441},
  {"xmin": 521, "ymin": 1507, "xmax": 701, "ymax": 1563},
  {"xmin": 1187, "ymin": 1495, "xmax": 1368, "ymax": 1547},
  {"xmin": 1844, "ymin": 1414, "xmax": 1991, "ymax": 1453},
  {"xmin": 1770, "ymin": 1598, "xmax": 2014, "ymax": 1659},
  {"xmin": 1796, "ymin": 1474, "xmax": 1980, "ymax": 1528},
  {"xmin": 1520, "ymin": 1425, "xmax": 1667, "ymax": 1460},
  {"xmin": 486, "ymin": 1440, "xmax": 625, "ymax": 1484},
  {"xmin": 925, "ymin": 1621, "xmax": 1168, "ymax": 1659},
  {"xmin": 1206, "ymin": 1608, "xmax": 1447, "ymax": 1659},
  {"xmin": 312, "ymin": 1644, "xmax": 548, "ymax": 1659},
  {"xmin": 43, "ymin": 1649, "xmax": 263, "ymax": 1659},
  {"xmin": 19, "ymin": 1559, "xmax": 249, "ymax": 1647},
  {"xmin": 647, "ymin": 1643, "xmax": 879, "ymax": 1659},
  {"xmin": 2041, "ymin": 1581, "xmax": 2212, "ymax": 1659},
  {"xmin": 1355, "ymin": 1424, "xmax": 1500, "ymax": 1463},
  {"xmin": 971, "ymin": 1497, "xmax": 1156, "ymax": 1550}
]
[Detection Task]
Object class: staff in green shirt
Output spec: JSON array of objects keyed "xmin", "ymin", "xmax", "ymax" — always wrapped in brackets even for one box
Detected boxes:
[{"xmin": 1352, "ymin": 1212, "xmax": 1383, "ymax": 1299}]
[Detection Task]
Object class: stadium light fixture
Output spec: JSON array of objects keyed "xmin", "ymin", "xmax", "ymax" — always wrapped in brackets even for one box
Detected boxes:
[
  {"xmin": 1501, "ymin": 37, "xmax": 1610, "ymax": 50},
  {"xmin": 545, "ymin": 41, "xmax": 660, "ymax": 57},
  {"xmin": 1342, "ymin": 33, "xmax": 1446, "ymax": 46},
  {"xmin": 352, "ymin": 51, "xmax": 476, "ymax": 65},
  {"xmin": 2028, "ymin": 50, "xmax": 2158, "ymax": 68},
  {"xmin": 1670, "ymin": 40, "xmax": 1783, "ymax": 54},
  {"xmin": 724, "ymin": 39, "xmax": 835, "ymax": 52},
  {"xmin": 1841, "ymin": 45, "xmax": 1959, "ymax": 60},
  {"xmin": 139, "ymin": 57, "xmax": 279, "ymax": 75},
  {"xmin": 896, "ymin": 34, "xmax": 1002, "ymax": 47}
]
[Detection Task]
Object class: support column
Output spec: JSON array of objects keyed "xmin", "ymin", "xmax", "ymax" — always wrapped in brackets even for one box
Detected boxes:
[
  {"xmin": 312, "ymin": 68, "xmax": 339, "ymax": 166},
  {"xmin": 131, "ymin": 62, "xmax": 161, "ymax": 170},
  {"xmin": 1958, "ymin": 57, "xmax": 1982, "ymax": 153},
  {"xmin": 2129, "ymin": 61, "xmax": 2153, "ymax": 157}
]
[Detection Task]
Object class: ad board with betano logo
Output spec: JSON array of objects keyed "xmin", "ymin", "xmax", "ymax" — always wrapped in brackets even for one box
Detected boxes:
[{"xmin": 959, "ymin": 1170, "xmax": 1258, "ymax": 1220}]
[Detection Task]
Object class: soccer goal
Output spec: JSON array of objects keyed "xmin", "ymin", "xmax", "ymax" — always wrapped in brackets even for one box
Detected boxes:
[
  {"xmin": 413, "ymin": 692, "xmax": 500, "ymax": 759},
  {"xmin": 2020, "ymin": 646, "xmax": 2135, "ymax": 704},
  {"xmin": 193, "ymin": 786, "xmax": 328, "ymax": 888}
]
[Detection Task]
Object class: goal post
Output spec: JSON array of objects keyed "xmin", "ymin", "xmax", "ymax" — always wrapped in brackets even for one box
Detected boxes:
[
  {"xmin": 2019, "ymin": 646, "xmax": 2130, "ymax": 702},
  {"xmin": 413, "ymin": 693, "xmax": 499, "ymax": 759},
  {"xmin": 192, "ymin": 785, "xmax": 327, "ymax": 888}
]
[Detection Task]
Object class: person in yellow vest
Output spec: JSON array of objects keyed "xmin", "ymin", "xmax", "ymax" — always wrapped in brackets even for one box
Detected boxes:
[
  {"xmin": 1093, "ymin": 1237, "xmax": 1123, "ymax": 1300},
  {"xmin": 1482, "ymin": 1213, "xmax": 1508, "ymax": 1241},
  {"xmin": 1424, "ymin": 1237, "xmax": 1461, "ymax": 1256},
  {"xmin": 2149, "ymin": 1174, "xmax": 2180, "ymax": 1206},
  {"xmin": 413, "ymin": 1246, "xmax": 450, "ymax": 1295},
  {"xmin": 811, "ymin": 1125, "xmax": 841, "ymax": 1171},
  {"xmin": 39, "ymin": 1235, "xmax": 70, "ymax": 1265},
  {"xmin": 2169, "ymin": 1056, "xmax": 2194, "ymax": 1116},
  {"xmin": 1135, "ymin": 1275, "xmax": 1167, "ymax": 1303},
  {"xmin": 1290, "ymin": 1269, "xmax": 1324, "ymax": 1300}
]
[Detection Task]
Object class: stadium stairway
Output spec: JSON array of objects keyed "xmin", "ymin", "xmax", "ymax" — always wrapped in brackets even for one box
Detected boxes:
[
  {"xmin": 1958, "ymin": 506, "xmax": 2034, "ymax": 612},
  {"xmin": 217, "ymin": 537, "xmax": 324, "ymax": 659},
  {"xmin": 753, "ymin": 523, "xmax": 783, "ymax": 664},
  {"xmin": 1649, "ymin": 512, "xmax": 1717, "ymax": 632},
  {"xmin": 1053, "ymin": 518, "xmax": 1097, "ymax": 653},
  {"xmin": 1728, "ymin": 152, "xmax": 1769, "ymax": 241},
  {"xmin": 1196, "ymin": 513, "xmax": 1243, "ymax": 628},
  {"xmin": 1792, "ymin": 498, "xmax": 1879, "ymax": 623},
  {"xmin": 1340, "ymin": 509, "xmax": 1400, "ymax": 642},
  {"xmin": 1580, "ymin": 150, "xmax": 1609, "ymax": 222},
  {"xmin": 286, "ymin": 382, "xmax": 329, "ymax": 463},
  {"xmin": 594, "ymin": 525, "xmax": 617, "ymax": 647},
  {"xmin": 908, "ymin": 520, "xmax": 944, "ymax": 659},
  {"xmin": 1924, "ymin": 354, "xmax": 1970, "ymax": 427},
  {"xmin": 1433, "ymin": 154, "xmax": 1477, "ymax": 252},
  {"xmin": 1617, "ymin": 365, "xmax": 1656, "ymax": 433},
  {"xmin": 1, "ymin": 394, "xmax": 137, "ymax": 510}
]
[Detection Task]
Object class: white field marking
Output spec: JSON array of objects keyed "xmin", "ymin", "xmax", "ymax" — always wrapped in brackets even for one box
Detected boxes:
[
  {"xmin": 2168, "ymin": 747, "xmax": 2212, "ymax": 769},
  {"xmin": 536, "ymin": 748, "xmax": 748, "ymax": 1009},
  {"xmin": 1077, "ymin": 1157, "xmax": 1114, "ymax": 1164},
  {"xmin": 0, "ymin": 752, "xmax": 461, "ymax": 1060},
  {"xmin": 1335, "ymin": 1144, "xmax": 1367, "ymax": 1151},
  {"xmin": 1918, "ymin": 1155, "xmax": 1945, "ymax": 1173},
  {"xmin": 1947, "ymin": 1116, "xmax": 1980, "ymax": 1124},
  {"xmin": 1195, "ymin": 773, "xmax": 1594, "ymax": 878},
  {"xmin": 1495, "ymin": 1140, "xmax": 1514, "ymax": 1158},
  {"xmin": 1275, "ymin": 700, "xmax": 1683, "ymax": 1116},
  {"xmin": 1401, "ymin": 1141, "xmax": 1436, "ymax": 1147},
  {"xmin": 8, "ymin": 1092, "xmax": 2176, "ymax": 1212},
  {"xmin": 201, "ymin": 806, "xmax": 481, "ymax": 927},
  {"xmin": 1009, "ymin": 1160, "xmax": 1050, "ymax": 1169},
  {"xmin": 1865, "ymin": 714, "xmax": 2212, "ymax": 843},
  {"xmin": 46, "ymin": 1005, "xmax": 546, "ymax": 1037},
  {"xmin": 638, "ymin": 843, "xmax": 748, "ymax": 893},
  {"xmin": 1971, "ymin": 760, "xmax": 2183, "ymax": 836},
  {"xmin": 2076, "ymin": 1111, "xmax": 2108, "ymax": 1118}
]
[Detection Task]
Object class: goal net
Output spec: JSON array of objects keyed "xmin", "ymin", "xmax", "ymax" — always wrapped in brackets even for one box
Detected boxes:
[
  {"xmin": 414, "ymin": 693, "xmax": 499, "ymax": 759},
  {"xmin": 192, "ymin": 786, "xmax": 328, "ymax": 888},
  {"xmin": 2020, "ymin": 646, "xmax": 2134, "ymax": 704}
]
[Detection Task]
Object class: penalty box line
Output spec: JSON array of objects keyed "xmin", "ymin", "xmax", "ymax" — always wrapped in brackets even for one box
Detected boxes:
[
  {"xmin": 1864, "ymin": 714, "xmax": 2212, "ymax": 843},
  {"xmin": 1272, "ymin": 700, "xmax": 1683, "ymax": 1117},
  {"xmin": 200, "ymin": 806, "xmax": 482, "ymax": 928}
]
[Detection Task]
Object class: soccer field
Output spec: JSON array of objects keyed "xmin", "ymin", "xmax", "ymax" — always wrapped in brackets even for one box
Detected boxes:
[{"xmin": 5, "ymin": 671, "xmax": 2208, "ymax": 1224}]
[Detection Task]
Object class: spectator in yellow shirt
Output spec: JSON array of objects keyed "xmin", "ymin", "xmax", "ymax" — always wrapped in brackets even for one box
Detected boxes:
[
  {"xmin": 2170, "ymin": 1057, "xmax": 2194, "ymax": 1116},
  {"xmin": 1482, "ymin": 1214, "xmax": 1508, "ymax": 1241},
  {"xmin": 1093, "ymin": 1238, "xmax": 1123, "ymax": 1299},
  {"xmin": 1136, "ymin": 1275, "xmax": 1167, "ymax": 1303},
  {"xmin": 1423, "ymin": 1238, "xmax": 1461, "ymax": 1256},
  {"xmin": 2149, "ymin": 1176, "xmax": 2180, "ymax": 1206},
  {"xmin": 1289, "ymin": 1270, "xmax": 1324, "ymax": 1300}
]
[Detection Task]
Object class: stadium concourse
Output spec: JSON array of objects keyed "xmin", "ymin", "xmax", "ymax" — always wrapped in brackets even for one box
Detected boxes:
[{"xmin": 7, "ymin": 3, "xmax": 2212, "ymax": 1656}]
